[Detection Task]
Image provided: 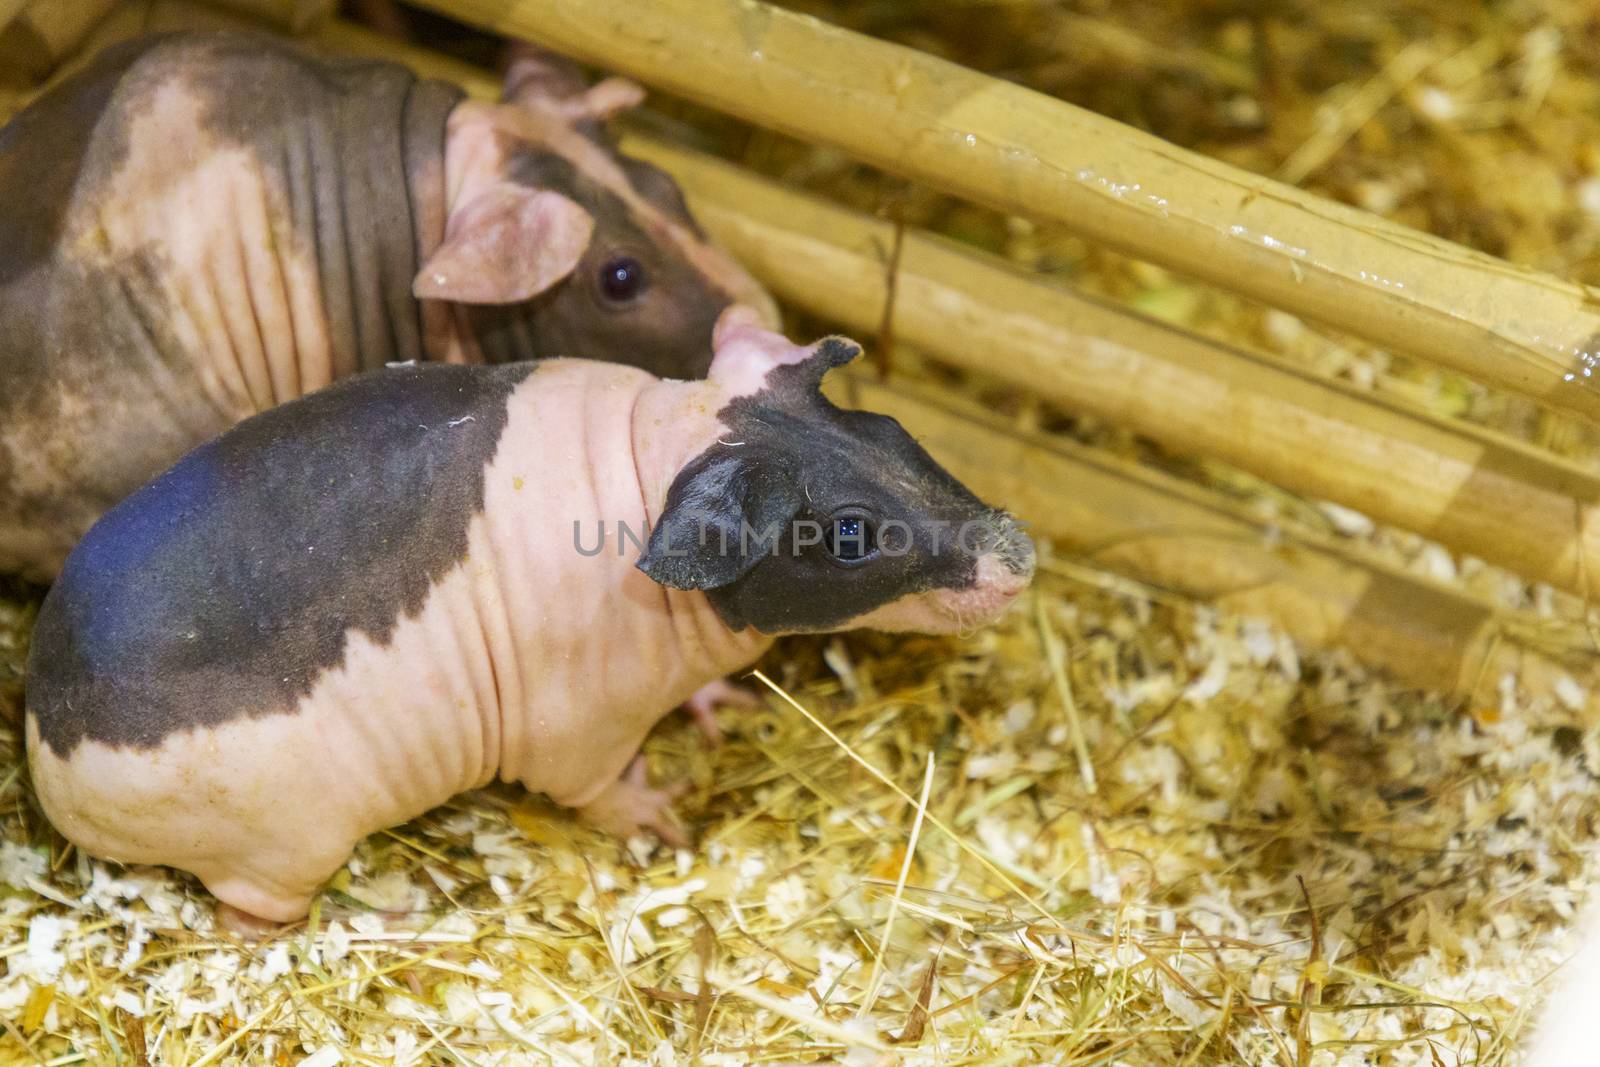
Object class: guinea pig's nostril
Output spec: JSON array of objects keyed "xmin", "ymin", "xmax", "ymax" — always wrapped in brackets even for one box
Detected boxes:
[
  {"xmin": 978, "ymin": 512, "xmax": 1035, "ymax": 577},
  {"xmin": 1002, "ymin": 525, "xmax": 1037, "ymax": 577},
  {"xmin": 973, "ymin": 553, "xmax": 1030, "ymax": 598}
]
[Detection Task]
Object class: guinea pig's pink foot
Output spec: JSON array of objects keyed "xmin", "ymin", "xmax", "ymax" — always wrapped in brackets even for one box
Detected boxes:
[
  {"xmin": 577, "ymin": 757, "xmax": 690, "ymax": 847},
  {"xmin": 214, "ymin": 902, "xmax": 289, "ymax": 940},
  {"xmin": 683, "ymin": 679, "xmax": 762, "ymax": 746},
  {"xmin": 201, "ymin": 873, "xmax": 314, "ymax": 936}
]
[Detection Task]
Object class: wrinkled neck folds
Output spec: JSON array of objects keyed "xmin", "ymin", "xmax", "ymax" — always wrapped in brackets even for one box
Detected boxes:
[
  {"xmin": 634, "ymin": 377, "xmax": 773, "ymax": 668},
  {"xmin": 297, "ymin": 69, "xmax": 462, "ymax": 380},
  {"xmin": 473, "ymin": 367, "xmax": 766, "ymax": 786}
]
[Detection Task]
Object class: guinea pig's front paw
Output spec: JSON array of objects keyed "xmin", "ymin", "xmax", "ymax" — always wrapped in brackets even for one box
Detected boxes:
[
  {"xmin": 577, "ymin": 757, "xmax": 690, "ymax": 847},
  {"xmin": 214, "ymin": 902, "xmax": 289, "ymax": 941},
  {"xmin": 682, "ymin": 679, "xmax": 762, "ymax": 746}
]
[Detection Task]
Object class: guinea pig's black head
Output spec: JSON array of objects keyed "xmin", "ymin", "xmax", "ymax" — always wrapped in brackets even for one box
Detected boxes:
[{"xmin": 637, "ymin": 325, "xmax": 1035, "ymax": 635}]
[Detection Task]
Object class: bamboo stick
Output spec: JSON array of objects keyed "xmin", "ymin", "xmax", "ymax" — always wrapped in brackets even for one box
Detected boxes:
[
  {"xmin": 25, "ymin": 5, "xmax": 416, "ymax": 100},
  {"xmin": 130, "ymin": 0, "xmax": 263, "ymax": 32},
  {"xmin": 308, "ymin": 22, "xmax": 1600, "ymax": 600},
  {"xmin": 24, "ymin": 1, "xmax": 264, "ymax": 91},
  {"xmin": 202, "ymin": 0, "xmax": 334, "ymax": 33},
  {"xmin": 0, "ymin": 0, "xmax": 29, "ymax": 33},
  {"xmin": 847, "ymin": 373, "xmax": 1581, "ymax": 703},
  {"xmin": 0, "ymin": 0, "xmax": 117, "ymax": 86},
  {"xmin": 314, "ymin": 16, "xmax": 498, "ymax": 91},
  {"xmin": 623, "ymin": 137, "xmax": 1600, "ymax": 601},
  {"xmin": 411, "ymin": 0, "xmax": 1600, "ymax": 421}
]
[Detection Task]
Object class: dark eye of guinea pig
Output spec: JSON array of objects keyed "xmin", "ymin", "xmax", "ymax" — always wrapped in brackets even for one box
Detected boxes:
[
  {"xmin": 599, "ymin": 256, "xmax": 647, "ymax": 303},
  {"xmin": 828, "ymin": 514, "xmax": 878, "ymax": 563}
]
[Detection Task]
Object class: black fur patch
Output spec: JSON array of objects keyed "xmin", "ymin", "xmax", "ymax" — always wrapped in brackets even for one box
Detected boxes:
[
  {"xmin": 27, "ymin": 362, "xmax": 533, "ymax": 757},
  {"xmin": 0, "ymin": 31, "xmax": 747, "ymax": 582},
  {"xmin": 175, "ymin": 33, "xmax": 465, "ymax": 376}
]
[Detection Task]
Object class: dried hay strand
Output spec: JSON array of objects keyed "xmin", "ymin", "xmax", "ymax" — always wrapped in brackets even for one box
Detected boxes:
[{"xmin": 3, "ymin": 0, "xmax": 1600, "ymax": 1065}]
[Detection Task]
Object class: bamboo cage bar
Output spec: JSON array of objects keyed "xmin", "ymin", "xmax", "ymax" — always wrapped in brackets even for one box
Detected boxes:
[
  {"xmin": 848, "ymin": 373, "xmax": 1546, "ymax": 700},
  {"xmin": 0, "ymin": 1, "xmax": 29, "ymax": 33},
  {"xmin": 313, "ymin": 17, "xmax": 491, "ymax": 87},
  {"xmin": 38, "ymin": 0, "xmax": 336, "ymax": 80},
  {"xmin": 413, "ymin": 0, "xmax": 1600, "ymax": 422},
  {"xmin": 0, "ymin": 0, "xmax": 117, "ymax": 86},
  {"xmin": 203, "ymin": 0, "xmax": 334, "ymax": 33},
  {"xmin": 622, "ymin": 138, "xmax": 1600, "ymax": 600},
  {"xmin": 33, "ymin": 1, "xmax": 263, "ymax": 85}
]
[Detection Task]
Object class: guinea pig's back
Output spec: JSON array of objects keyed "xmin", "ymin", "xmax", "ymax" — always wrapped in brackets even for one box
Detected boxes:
[
  {"xmin": 25, "ymin": 361, "xmax": 535, "ymax": 758},
  {"xmin": 23, "ymin": 363, "xmax": 537, "ymax": 915}
]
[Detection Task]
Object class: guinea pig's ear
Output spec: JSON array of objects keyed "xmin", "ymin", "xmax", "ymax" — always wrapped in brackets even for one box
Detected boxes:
[
  {"xmin": 637, "ymin": 450, "xmax": 802, "ymax": 590},
  {"xmin": 500, "ymin": 43, "xmax": 588, "ymax": 109},
  {"xmin": 709, "ymin": 309, "xmax": 863, "ymax": 398},
  {"xmin": 799, "ymin": 337, "xmax": 863, "ymax": 392},
  {"xmin": 502, "ymin": 44, "xmax": 645, "ymax": 123},
  {"xmin": 570, "ymin": 78, "xmax": 648, "ymax": 122},
  {"xmin": 414, "ymin": 183, "xmax": 595, "ymax": 305}
]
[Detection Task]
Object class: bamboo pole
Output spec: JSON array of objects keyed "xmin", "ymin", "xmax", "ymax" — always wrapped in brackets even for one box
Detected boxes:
[
  {"xmin": 0, "ymin": 0, "xmax": 117, "ymax": 86},
  {"xmin": 33, "ymin": 0, "xmax": 335, "ymax": 87},
  {"xmin": 314, "ymin": 16, "xmax": 496, "ymax": 90},
  {"xmin": 310, "ymin": 21, "xmax": 1600, "ymax": 600},
  {"xmin": 411, "ymin": 0, "xmax": 1600, "ymax": 422},
  {"xmin": 848, "ymin": 373, "xmax": 1586, "ymax": 703},
  {"xmin": 0, "ymin": 0, "xmax": 29, "ymax": 33},
  {"xmin": 624, "ymin": 137, "xmax": 1600, "ymax": 601},
  {"xmin": 25, "ymin": 1, "xmax": 264, "ymax": 90},
  {"xmin": 125, "ymin": 0, "xmax": 263, "ymax": 32},
  {"xmin": 204, "ymin": 0, "xmax": 334, "ymax": 33}
]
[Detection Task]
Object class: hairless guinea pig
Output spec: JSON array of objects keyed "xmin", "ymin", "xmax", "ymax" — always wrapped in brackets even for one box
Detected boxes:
[
  {"xmin": 0, "ymin": 31, "xmax": 774, "ymax": 581},
  {"xmin": 25, "ymin": 310, "xmax": 1034, "ymax": 928}
]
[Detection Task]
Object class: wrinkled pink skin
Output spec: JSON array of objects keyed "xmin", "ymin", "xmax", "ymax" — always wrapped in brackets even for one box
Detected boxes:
[
  {"xmin": 27, "ymin": 312, "xmax": 1026, "ymax": 929},
  {"xmin": 120, "ymin": 63, "xmax": 775, "ymax": 394}
]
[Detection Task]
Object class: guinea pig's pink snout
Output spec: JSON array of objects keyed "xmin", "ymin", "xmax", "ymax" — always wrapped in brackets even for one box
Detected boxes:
[
  {"xmin": 933, "ymin": 517, "xmax": 1036, "ymax": 624},
  {"xmin": 981, "ymin": 551, "xmax": 1034, "ymax": 598}
]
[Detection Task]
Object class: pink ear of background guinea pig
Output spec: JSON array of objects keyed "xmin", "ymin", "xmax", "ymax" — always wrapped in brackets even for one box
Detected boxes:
[
  {"xmin": 0, "ymin": 31, "xmax": 775, "ymax": 583},
  {"xmin": 24, "ymin": 309, "xmax": 1034, "ymax": 930}
]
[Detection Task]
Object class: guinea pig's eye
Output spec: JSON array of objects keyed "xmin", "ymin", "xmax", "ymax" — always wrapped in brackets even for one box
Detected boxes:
[
  {"xmin": 828, "ymin": 514, "xmax": 877, "ymax": 564},
  {"xmin": 599, "ymin": 256, "xmax": 647, "ymax": 303}
]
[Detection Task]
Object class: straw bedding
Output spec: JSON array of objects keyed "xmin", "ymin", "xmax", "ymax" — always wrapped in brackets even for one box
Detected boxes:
[{"xmin": 2, "ymin": 0, "xmax": 1599, "ymax": 1063}]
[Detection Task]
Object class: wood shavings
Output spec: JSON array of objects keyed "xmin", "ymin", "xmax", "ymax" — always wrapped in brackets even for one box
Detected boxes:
[
  {"xmin": 1, "ymin": 561, "xmax": 1595, "ymax": 1063},
  {"xmin": 1, "ymin": 0, "xmax": 1599, "ymax": 1062}
]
